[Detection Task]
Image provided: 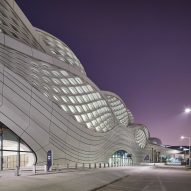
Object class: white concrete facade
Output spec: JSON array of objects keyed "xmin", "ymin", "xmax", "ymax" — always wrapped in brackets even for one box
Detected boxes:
[{"xmin": 0, "ymin": 0, "xmax": 176, "ymax": 168}]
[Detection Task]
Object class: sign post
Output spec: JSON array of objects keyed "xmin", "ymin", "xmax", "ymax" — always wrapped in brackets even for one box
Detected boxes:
[{"xmin": 47, "ymin": 150, "xmax": 53, "ymax": 171}]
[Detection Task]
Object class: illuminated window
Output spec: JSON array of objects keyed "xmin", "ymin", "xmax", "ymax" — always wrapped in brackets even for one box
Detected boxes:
[
  {"xmin": 61, "ymin": 105, "xmax": 68, "ymax": 112},
  {"xmin": 60, "ymin": 70, "xmax": 69, "ymax": 76},
  {"xmin": 75, "ymin": 77, "xmax": 83, "ymax": 84},
  {"xmin": 82, "ymin": 95, "xmax": 89, "ymax": 102},
  {"xmin": 69, "ymin": 96, "xmax": 76, "ymax": 104},
  {"xmin": 61, "ymin": 87, "xmax": 69, "ymax": 94},
  {"xmin": 52, "ymin": 78, "xmax": 61, "ymax": 84},
  {"xmin": 82, "ymin": 105, "xmax": 88, "ymax": 112},
  {"xmin": 87, "ymin": 113, "xmax": 93, "ymax": 119},
  {"xmin": 68, "ymin": 78, "xmax": 77, "ymax": 85},
  {"xmin": 75, "ymin": 105, "xmax": 82, "ymax": 113},
  {"xmin": 68, "ymin": 105, "xmax": 76, "ymax": 113},
  {"xmin": 82, "ymin": 86, "xmax": 89, "ymax": 93},
  {"xmin": 86, "ymin": 122, "xmax": 92, "ymax": 129},
  {"xmin": 81, "ymin": 114, "xmax": 88, "ymax": 122},
  {"xmin": 61, "ymin": 78, "xmax": 70, "ymax": 85},
  {"xmin": 69, "ymin": 87, "xmax": 78, "ymax": 94},
  {"xmin": 87, "ymin": 85, "xmax": 94, "ymax": 92},
  {"xmin": 53, "ymin": 87, "xmax": 60, "ymax": 93},
  {"xmin": 53, "ymin": 95, "xmax": 59, "ymax": 101},
  {"xmin": 42, "ymin": 70, "xmax": 51, "ymax": 76},
  {"xmin": 74, "ymin": 115, "xmax": 82, "ymax": 123},
  {"xmin": 61, "ymin": 96, "xmax": 68, "ymax": 103},
  {"xmin": 76, "ymin": 96, "xmax": 83, "ymax": 104},
  {"xmin": 76, "ymin": 86, "xmax": 84, "ymax": 94}
]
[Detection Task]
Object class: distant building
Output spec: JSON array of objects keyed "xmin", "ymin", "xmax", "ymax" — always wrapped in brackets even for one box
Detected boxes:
[{"xmin": 0, "ymin": 0, "xmax": 179, "ymax": 171}]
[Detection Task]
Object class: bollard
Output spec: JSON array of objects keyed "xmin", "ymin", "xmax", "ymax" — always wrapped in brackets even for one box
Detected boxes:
[
  {"xmin": 94, "ymin": 163, "xmax": 96, "ymax": 168},
  {"xmin": 104, "ymin": 163, "xmax": 105, "ymax": 168},
  {"xmin": 44, "ymin": 165, "xmax": 47, "ymax": 172},
  {"xmin": 15, "ymin": 166, "xmax": 20, "ymax": 176},
  {"xmin": 89, "ymin": 163, "xmax": 91, "ymax": 169},
  {"xmin": 108, "ymin": 163, "xmax": 109, "ymax": 167},
  {"xmin": 99, "ymin": 163, "xmax": 101, "ymax": 168},
  {"xmin": 33, "ymin": 165, "xmax": 36, "ymax": 174}
]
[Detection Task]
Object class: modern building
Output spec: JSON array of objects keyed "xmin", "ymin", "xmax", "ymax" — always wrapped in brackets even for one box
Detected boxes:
[{"xmin": 0, "ymin": 0, "xmax": 178, "ymax": 171}]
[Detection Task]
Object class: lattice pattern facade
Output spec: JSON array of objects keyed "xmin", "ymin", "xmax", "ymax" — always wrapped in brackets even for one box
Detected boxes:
[{"xmin": 0, "ymin": 0, "xmax": 172, "ymax": 167}]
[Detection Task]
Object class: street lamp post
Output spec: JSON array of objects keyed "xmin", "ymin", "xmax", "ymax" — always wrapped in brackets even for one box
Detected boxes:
[{"xmin": 181, "ymin": 136, "xmax": 191, "ymax": 167}]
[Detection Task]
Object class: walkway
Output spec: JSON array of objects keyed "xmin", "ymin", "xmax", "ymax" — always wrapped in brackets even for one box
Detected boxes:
[{"xmin": 0, "ymin": 166, "xmax": 191, "ymax": 191}]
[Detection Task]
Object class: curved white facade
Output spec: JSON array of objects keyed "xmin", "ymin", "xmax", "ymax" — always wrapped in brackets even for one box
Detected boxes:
[{"xmin": 0, "ymin": 1, "xmax": 174, "ymax": 169}]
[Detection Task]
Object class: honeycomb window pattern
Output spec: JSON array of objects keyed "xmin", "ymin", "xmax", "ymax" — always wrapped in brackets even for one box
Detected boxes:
[
  {"xmin": 127, "ymin": 110, "xmax": 134, "ymax": 124},
  {"xmin": 0, "ymin": 44, "xmax": 115, "ymax": 133},
  {"xmin": 106, "ymin": 95, "xmax": 129, "ymax": 126},
  {"xmin": 135, "ymin": 129, "xmax": 148, "ymax": 149},
  {"xmin": 143, "ymin": 127, "xmax": 150, "ymax": 140},
  {"xmin": 0, "ymin": 1, "xmax": 43, "ymax": 51},
  {"xmin": 36, "ymin": 29, "xmax": 86, "ymax": 75}
]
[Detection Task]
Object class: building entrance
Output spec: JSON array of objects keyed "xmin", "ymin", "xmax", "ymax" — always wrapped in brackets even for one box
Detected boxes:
[{"xmin": 109, "ymin": 150, "xmax": 133, "ymax": 166}]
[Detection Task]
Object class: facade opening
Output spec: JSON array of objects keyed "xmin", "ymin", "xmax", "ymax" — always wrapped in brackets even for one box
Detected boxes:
[
  {"xmin": 108, "ymin": 150, "xmax": 133, "ymax": 166},
  {"xmin": 0, "ymin": 122, "xmax": 36, "ymax": 171}
]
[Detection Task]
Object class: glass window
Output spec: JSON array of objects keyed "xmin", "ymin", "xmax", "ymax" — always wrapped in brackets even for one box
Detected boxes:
[
  {"xmin": 42, "ymin": 70, "xmax": 51, "ymax": 76},
  {"xmin": 53, "ymin": 95, "xmax": 59, "ymax": 101},
  {"xmin": 82, "ymin": 104, "xmax": 88, "ymax": 112},
  {"xmin": 61, "ymin": 105, "xmax": 68, "ymax": 112},
  {"xmin": 68, "ymin": 105, "xmax": 76, "ymax": 113},
  {"xmin": 3, "ymin": 129, "xmax": 18, "ymax": 150},
  {"xmin": 61, "ymin": 87, "xmax": 69, "ymax": 94},
  {"xmin": 61, "ymin": 78, "xmax": 70, "ymax": 85},
  {"xmin": 87, "ymin": 85, "xmax": 94, "ymax": 92},
  {"xmin": 52, "ymin": 71, "xmax": 60, "ymax": 76},
  {"xmin": 67, "ymin": 58, "xmax": 73, "ymax": 65},
  {"xmin": 58, "ymin": 57, "xmax": 65, "ymax": 62},
  {"xmin": 74, "ymin": 115, "xmax": 82, "ymax": 123},
  {"xmin": 69, "ymin": 96, "xmax": 76, "ymax": 104},
  {"xmin": 52, "ymin": 78, "xmax": 61, "ymax": 84},
  {"xmin": 76, "ymin": 96, "xmax": 83, "ymax": 104},
  {"xmin": 43, "ymin": 92, "xmax": 49, "ymax": 97},
  {"xmin": 82, "ymin": 86, "xmax": 89, "ymax": 93},
  {"xmin": 81, "ymin": 114, "xmax": 88, "ymax": 122},
  {"xmin": 82, "ymin": 95, "xmax": 89, "ymax": 102},
  {"xmin": 75, "ymin": 77, "xmax": 83, "ymax": 84},
  {"xmin": 76, "ymin": 86, "xmax": 84, "ymax": 94},
  {"xmin": 88, "ymin": 94, "xmax": 94, "ymax": 101},
  {"xmin": 61, "ymin": 96, "xmax": 68, "ymax": 103},
  {"xmin": 53, "ymin": 87, "xmax": 60, "ymax": 93},
  {"xmin": 86, "ymin": 122, "xmax": 92, "ymax": 129},
  {"xmin": 75, "ymin": 105, "xmax": 82, "ymax": 113},
  {"xmin": 87, "ymin": 113, "xmax": 93, "ymax": 120},
  {"xmin": 0, "ymin": 125, "xmax": 35, "ymax": 170},
  {"xmin": 87, "ymin": 103, "xmax": 94, "ymax": 110},
  {"xmin": 60, "ymin": 70, "xmax": 69, "ymax": 76},
  {"xmin": 92, "ymin": 120, "xmax": 97, "ymax": 126},
  {"xmin": 68, "ymin": 78, "xmax": 77, "ymax": 85},
  {"xmin": 69, "ymin": 87, "xmax": 78, "ymax": 94}
]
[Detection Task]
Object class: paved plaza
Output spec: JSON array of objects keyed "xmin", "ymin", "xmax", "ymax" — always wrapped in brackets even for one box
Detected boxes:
[{"xmin": 0, "ymin": 166, "xmax": 191, "ymax": 191}]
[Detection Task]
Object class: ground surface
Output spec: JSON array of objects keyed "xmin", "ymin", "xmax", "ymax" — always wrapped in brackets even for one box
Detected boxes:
[{"xmin": 0, "ymin": 166, "xmax": 191, "ymax": 191}]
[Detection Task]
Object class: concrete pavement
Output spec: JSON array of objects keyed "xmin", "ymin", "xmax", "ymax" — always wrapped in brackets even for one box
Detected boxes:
[{"xmin": 0, "ymin": 166, "xmax": 191, "ymax": 191}]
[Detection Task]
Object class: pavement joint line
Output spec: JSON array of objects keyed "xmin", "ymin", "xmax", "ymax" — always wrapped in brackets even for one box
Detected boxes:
[{"xmin": 89, "ymin": 174, "xmax": 129, "ymax": 191}]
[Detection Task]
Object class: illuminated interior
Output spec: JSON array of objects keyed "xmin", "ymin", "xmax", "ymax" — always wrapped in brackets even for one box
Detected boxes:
[
  {"xmin": 0, "ymin": 123, "xmax": 36, "ymax": 170},
  {"xmin": 108, "ymin": 150, "xmax": 133, "ymax": 166}
]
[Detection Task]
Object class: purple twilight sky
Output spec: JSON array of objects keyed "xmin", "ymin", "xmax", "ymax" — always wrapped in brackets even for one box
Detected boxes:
[{"xmin": 15, "ymin": 0, "xmax": 191, "ymax": 146}]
